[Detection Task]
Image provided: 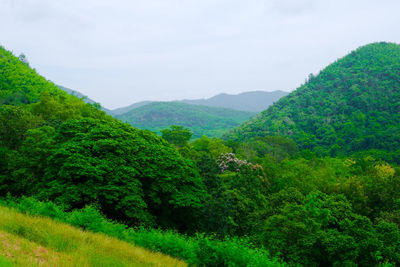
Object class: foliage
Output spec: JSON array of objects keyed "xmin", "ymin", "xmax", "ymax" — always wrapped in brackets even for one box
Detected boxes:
[
  {"xmin": 161, "ymin": 125, "xmax": 192, "ymax": 147},
  {"xmin": 8, "ymin": 118, "xmax": 206, "ymax": 228},
  {"xmin": 0, "ymin": 197, "xmax": 283, "ymax": 267}
]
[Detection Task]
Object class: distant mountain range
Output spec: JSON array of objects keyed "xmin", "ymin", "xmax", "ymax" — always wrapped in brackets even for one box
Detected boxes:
[
  {"xmin": 110, "ymin": 90, "xmax": 288, "ymax": 115},
  {"xmin": 59, "ymin": 88, "xmax": 287, "ymax": 115},
  {"xmin": 181, "ymin": 91, "xmax": 288, "ymax": 112},
  {"xmin": 111, "ymin": 101, "xmax": 153, "ymax": 115},
  {"xmin": 57, "ymin": 88, "xmax": 287, "ymax": 137}
]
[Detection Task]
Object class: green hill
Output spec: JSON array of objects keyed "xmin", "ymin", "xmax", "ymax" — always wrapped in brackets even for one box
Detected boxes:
[
  {"xmin": 115, "ymin": 101, "xmax": 256, "ymax": 138},
  {"xmin": 0, "ymin": 48, "xmax": 65, "ymax": 105},
  {"xmin": 228, "ymin": 42, "xmax": 400, "ymax": 161},
  {"xmin": 111, "ymin": 101, "xmax": 153, "ymax": 115},
  {"xmin": 0, "ymin": 205, "xmax": 186, "ymax": 267}
]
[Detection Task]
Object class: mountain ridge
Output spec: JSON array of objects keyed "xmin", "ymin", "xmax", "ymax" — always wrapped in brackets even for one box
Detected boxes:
[{"xmin": 181, "ymin": 90, "xmax": 288, "ymax": 112}]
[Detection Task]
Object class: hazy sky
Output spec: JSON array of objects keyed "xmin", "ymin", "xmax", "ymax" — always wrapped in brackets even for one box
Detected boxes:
[{"xmin": 1, "ymin": 0, "xmax": 399, "ymax": 109}]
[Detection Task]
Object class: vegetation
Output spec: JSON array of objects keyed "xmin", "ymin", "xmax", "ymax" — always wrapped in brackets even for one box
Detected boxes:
[
  {"xmin": 115, "ymin": 101, "xmax": 255, "ymax": 138},
  {"xmin": 0, "ymin": 197, "xmax": 282, "ymax": 267},
  {"xmin": 1, "ymin": 42, "xmax": 400, "ymax": 266},
  {"xmin": 0, "ymin": 205, "xmax": 187, "ymax": 267},
  {"xmin": 228, "ymin": 42, "xmax": 400, "ymax": 162}
]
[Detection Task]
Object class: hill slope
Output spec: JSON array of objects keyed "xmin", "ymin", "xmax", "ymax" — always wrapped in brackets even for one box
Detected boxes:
[
  {"xmin": 0, "ymin": 47, "xmax": 63, "ymax": 105},
  {"xmin": 57, "ymin": 85, "xmax": 112, "ymax": 114},
  {"xmin": 0, "ymin": 206, "xmax": 186, "ymax": 267},
  {"xmin": 115, "ymin": 101, "xmax": 255, "ymax": 138},
  {"xmin": 229, "ymin": 42, "xmax": 400, "ymax": 160},
  {"xmin": 182, "ymin": 90, "xmax": 288, "ymax": 112},
  {"xmin": 111, "ymin": 101, "xmax": 153, "ymax": 115}
]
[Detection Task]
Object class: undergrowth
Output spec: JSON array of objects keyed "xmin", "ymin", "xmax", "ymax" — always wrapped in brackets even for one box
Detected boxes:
[{"xmin": 0, "ymin": 196, "xmax": 283, "ymax": 267}]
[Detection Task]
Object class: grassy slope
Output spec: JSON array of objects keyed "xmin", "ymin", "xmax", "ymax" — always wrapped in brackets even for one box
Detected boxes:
[
  {"xmin": 116, "ymin": 101, "xmax": 255, "ymax": 138},
  {"xmin": 0, "ymin": 206, "xmax": 186, "ymax": 267}
]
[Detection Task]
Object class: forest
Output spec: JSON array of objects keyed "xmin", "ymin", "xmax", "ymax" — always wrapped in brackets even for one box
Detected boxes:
[{"xmin": 1, "ymin": 42, "xmax": 400, "ymax": 266}]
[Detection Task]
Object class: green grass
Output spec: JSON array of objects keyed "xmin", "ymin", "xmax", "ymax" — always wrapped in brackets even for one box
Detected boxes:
[
  {"xmin": 1, "ymin": 196, "xmax": 284, "ymax": 267},
  {"xmin": 0, "ymin": 254, "xmax": 13, "ymax": 267},
  {"xmin": 0, "ymin": 205, "xmax": 187, "ymax": 267}
]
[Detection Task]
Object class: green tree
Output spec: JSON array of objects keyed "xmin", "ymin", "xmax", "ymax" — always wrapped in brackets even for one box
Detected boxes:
[
  {"xmin": 161, "ymin": 125, "xmax": 192, "ymax": 148},
  {"xmin": 0, "ymin": 105, "xmax": 41, "ymax": 149},
  {"xmin": 19, "ymin": 118, "xmax": 206, "ymax": 228}
]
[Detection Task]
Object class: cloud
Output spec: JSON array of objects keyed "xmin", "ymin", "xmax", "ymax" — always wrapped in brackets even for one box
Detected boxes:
[{"xmin": 269, "ymin": 0, "xmax": 318, "ymax": 15}]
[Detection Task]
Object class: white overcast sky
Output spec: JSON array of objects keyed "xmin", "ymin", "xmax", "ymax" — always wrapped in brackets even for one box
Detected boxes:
[{"xmin": 1, "ymin": 0, "xmax": 399, "ymax": 109}]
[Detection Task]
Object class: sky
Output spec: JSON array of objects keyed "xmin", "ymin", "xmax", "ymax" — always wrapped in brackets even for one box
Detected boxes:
[{"xmin": 1, "ymin": 0, "xmax": 400, "ymax": 109}]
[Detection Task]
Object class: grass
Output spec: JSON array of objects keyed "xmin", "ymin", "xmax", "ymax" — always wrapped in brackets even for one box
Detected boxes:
[
  {"xmin": 0, "ymin": 206, "xmax": 187, "ymax": 267},
  {"xmin": 1, "ymin": 196, "xmax": 284, "ymax": 266}
]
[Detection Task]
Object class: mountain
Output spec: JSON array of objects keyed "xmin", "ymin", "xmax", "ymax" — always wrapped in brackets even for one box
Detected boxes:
[
  {"xmin": 111, "ymin": 90, "xmax": 288, "ymax": 115},
  {"xmin": 111, "ymin": 100, "xmax": 152, "ymax": 115},
  {"xmin": 228, "ymin": 42, "xmax": 400, "ymax": 161},
  {"xmin": 115, "ymin": 101, "xmax": 255, "ymax": 138},
  {"xmin": 181, "ymin": 90, "xmax": 288, "ymax": 112}
]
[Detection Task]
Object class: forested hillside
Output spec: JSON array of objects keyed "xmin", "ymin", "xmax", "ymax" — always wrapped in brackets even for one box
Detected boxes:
[
  {"xmin": 229, "ymin": 42, "xmax": 400, "ymax": 162},
  {"xmin": 115, "ymin": 101, "xmax": 255, "ymax": 138}
]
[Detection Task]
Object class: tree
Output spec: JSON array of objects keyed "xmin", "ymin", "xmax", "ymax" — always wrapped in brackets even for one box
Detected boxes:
[
  {"xmin": 21, "ymin": 118, "xmax": 206, "ymax": 228},
  {"xmin": 161, "ymin": 125, "xmax": 192, "ymax": 147},
  {"xmin": 0, "ymin": 105, "xmax": 41, "ymax": 149},
  {"xmin": 18, "ymin": 53, "xmax": 29, "ymax": 65}
]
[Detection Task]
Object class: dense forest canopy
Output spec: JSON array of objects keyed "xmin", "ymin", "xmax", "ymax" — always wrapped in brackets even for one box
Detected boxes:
[{"xmin": 228, "ymin": 42, "xmax": 400, "ymax": 162}]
